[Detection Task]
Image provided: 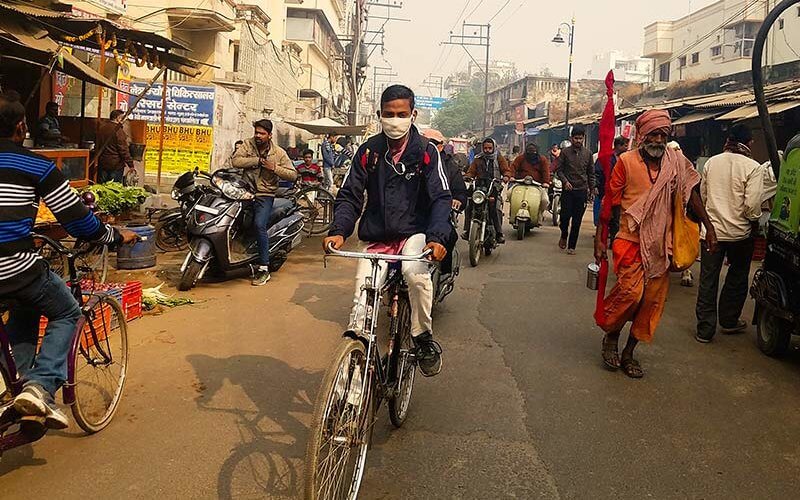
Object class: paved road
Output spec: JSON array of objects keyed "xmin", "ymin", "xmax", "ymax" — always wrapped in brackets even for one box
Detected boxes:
[{"xmin": 3, "ymin": 217, "xmax": 800, "ymax": 499}]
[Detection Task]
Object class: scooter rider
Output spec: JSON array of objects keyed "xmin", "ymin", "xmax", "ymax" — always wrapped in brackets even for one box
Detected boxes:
[
  {"xmin": 464, "ymin": 138, "xmax": 512, "ymax": 243},
  {"xmin": 231, "ymin": 119, "xmax": 298, "ymax": 286},
  {"xmin": 510, "ymin": 143, "xmax": 551, "ymax": 221},
  {"xmin": 324, "ymin": 84, "xmax": 451, "ymax": 377},
  {"xmin": 422, "ymin": 128, "xmax": 467, "ymax": 277}
]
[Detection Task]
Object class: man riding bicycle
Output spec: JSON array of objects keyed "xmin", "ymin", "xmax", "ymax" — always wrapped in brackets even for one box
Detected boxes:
[
  {"xmin": 0, "ymin": 93, "xmax": 136, "ymax": 428},
  {"xmin": 324, "ymin": 85, "xmax": 451, "ymax": 377}
]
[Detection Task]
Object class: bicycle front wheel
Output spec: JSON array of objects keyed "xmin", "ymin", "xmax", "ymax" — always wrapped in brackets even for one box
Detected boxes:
[
  {"xmin": 297, "ymin": 187, "xmax": 335, "ymax": 236},
  {"xmin": 305, "ymin": 340, "xmax": 373, "ymax": 500},
  {"xmin": 388, "ymin": 294, "xmax": 415, "ymax": 427},
  {"xmin": 71, "ymin": 295, "xmax": 129, "ymax": 433}
]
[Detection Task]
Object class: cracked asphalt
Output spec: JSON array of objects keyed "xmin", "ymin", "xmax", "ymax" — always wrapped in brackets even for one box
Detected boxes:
[{"xmin": 2, "ymin": 216, "xmax": 800, "ymax": 499}]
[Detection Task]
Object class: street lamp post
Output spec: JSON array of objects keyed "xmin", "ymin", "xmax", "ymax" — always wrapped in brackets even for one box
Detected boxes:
[{"xmin": 552, "ymin": 17, "xmax": 575, "ymax": 139}]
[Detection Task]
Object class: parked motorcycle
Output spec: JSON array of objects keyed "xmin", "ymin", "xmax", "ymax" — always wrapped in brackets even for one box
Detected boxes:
[
  {"xmin": 549, "ymin": 177, "xmax": 563, "ymax": 227},
  {"xmin": 466, "ymin": 178, "xmax": 502, "ymax": 267},
  {"xmin": 178, "ymin": 168, "xmax": 305, "ymax": 291},
  {"xmin": 431, "ymin": 210, "xmax": 461, "ymax": 306},
  {"xmin": 154, "ymin": 170, "xmax": 209, "ymax": 252},
  {"xmin": 509, "ymin": 177, "xmax": 545, "ymax": 240}
]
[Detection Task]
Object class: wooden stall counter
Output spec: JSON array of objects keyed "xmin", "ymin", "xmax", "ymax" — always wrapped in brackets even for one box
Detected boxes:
[{"xmin": 34, "ymin": 148, "xmax": 90, "ymax": 188}]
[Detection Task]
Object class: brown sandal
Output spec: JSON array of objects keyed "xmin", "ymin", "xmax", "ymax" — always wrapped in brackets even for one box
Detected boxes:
[
  {"xmin": 602, "ymin": 335, "xmax": 620, "ymax": 371},
  {"xmin": 620, "ymin": 358, "xmax": 644, "ymax": 379}
]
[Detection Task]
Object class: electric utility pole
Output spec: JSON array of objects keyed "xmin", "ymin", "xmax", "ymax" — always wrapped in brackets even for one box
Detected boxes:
[
  {"xmin": 443, "ymin": 23, "xmax": 491, "ymax": 137},
  {"xmin": 422, "ymin": 74, "xmax": 444, "ymax": 98}
]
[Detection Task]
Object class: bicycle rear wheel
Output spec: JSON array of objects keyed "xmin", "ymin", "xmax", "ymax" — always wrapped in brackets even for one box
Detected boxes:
[
  {"xmin": 305, "ymin": 340, "xmax": 373, "ymax": 500},
  {"xmin": 297, "ymin": 187, "xmax": 335, "ymax": 236},
  {"xmin": 71, "ymin": 295, "xmax": 129, "ymax": 433},
  {"xmin": 388, "ymin": 295, "xmax": 415, "ymax": 428}
]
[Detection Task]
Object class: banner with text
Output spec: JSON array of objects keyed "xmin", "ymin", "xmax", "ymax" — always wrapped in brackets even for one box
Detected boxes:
[{"xmin": 144, "ymin": 124, "xmax": 213, "ymax": 175}]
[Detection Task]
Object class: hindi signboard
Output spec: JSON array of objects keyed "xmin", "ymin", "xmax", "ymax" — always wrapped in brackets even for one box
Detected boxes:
[
  {"xmin": 129, "ymin": 81, "xmax": 215, "ymax": 126},
  {"xmin": 144, "ymin": 124, "xmax": 214, "ymax": 175}
]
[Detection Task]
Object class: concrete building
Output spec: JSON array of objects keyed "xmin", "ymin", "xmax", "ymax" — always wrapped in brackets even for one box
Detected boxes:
[
  {"xmin": 644, "ymin": 0, "xmax": 800, "ymax": 88},
  {"xmin": 588, "ymin": 51, "xmax": 652, "ymax": 83}
]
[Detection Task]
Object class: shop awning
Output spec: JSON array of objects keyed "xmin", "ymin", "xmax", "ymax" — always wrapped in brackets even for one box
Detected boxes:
[
  {"xmin": 0, "ymin": 21, "xmax": 123, "ymax": 91},
  {"xmin": 285, "ymin": 117, "xmax": 368, "ymax": 136},
  {"xmin": 0, "ymin": 0, "xmax": 205, "ymax": 77},
  {"xmin": 672, "ymin": 111, "xmax": 725, "ymax": 125},
  {"xmin": 715, "ymin": 100, "xmax": 800, "ymax": 121}
]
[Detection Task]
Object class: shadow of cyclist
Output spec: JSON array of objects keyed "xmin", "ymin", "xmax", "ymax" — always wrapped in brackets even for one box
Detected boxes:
[{"xmin": 187, "ymin": 354, "xmax": 321, "ymax": 500}]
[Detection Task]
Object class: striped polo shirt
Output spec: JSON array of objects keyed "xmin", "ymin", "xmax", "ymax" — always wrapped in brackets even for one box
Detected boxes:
[{"xmin": 0, "ymin": 139, "xmax": 117, "ymax": 294}]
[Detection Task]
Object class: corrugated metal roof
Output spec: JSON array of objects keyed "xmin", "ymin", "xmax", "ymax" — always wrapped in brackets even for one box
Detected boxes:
[
  {"xmin": 715, "ymin": 100, "xmax": 800, "ymax": 121},
  {"xmin": 672, "ymin": 111, "xmax": 725, "ymax": 125}
]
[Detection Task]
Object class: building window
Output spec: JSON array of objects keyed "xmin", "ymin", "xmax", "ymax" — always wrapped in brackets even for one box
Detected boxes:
[
  {"xmin": 659, "ymin": 62, "xmax": 670, "ymax": 82},
  {"xmin": 232, "ymin": 41, "xmax": 240, "ymax": 72},
  {"xmin": 725, "ymin": 21, "xmax": 759, "ymax": 58},
  {"xmin": 678, "ymin": 56, "xmax": 687, "ymax": 68},
  {"xmin": 691, "ymin": 52, "xmax": 700, "ymax": 65},
  {"xmin": 710, "ymin": 45, "xmax": 722, "ymax": 58},
  {"xmin": 778, "ymin": 19, "xmax": 785, "ymax": 30}
]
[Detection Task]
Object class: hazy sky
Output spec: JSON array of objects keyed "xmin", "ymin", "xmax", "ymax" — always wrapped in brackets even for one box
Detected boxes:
[{"xmin": 368, "ymin": 0, "xmax": 718, "ymax": 96}]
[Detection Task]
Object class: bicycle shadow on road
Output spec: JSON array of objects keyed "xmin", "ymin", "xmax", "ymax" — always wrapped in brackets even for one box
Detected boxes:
[{"xmin": 187, "ymin": 354, "xmax": 321, "ymax": 500}]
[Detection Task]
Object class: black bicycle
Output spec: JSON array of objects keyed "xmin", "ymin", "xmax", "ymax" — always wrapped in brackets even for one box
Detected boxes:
[{"xmin": 304, "ymin": 245, "xmax": 431, "ymax": 499}]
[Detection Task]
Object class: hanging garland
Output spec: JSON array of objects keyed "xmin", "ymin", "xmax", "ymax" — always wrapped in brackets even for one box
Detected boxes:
[{"xmin": 62, "ymin": 24, "xmax": 100, "ymax": 43}]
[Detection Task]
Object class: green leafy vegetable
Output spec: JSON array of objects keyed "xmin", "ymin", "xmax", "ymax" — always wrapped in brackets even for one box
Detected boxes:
[
  {"xmin": 142, "ymin": 283, "xmax": 193, "ymax": 310},
  {"xmin": 82, "ymin": 182, "xmax": 147, "ymax": 216}
]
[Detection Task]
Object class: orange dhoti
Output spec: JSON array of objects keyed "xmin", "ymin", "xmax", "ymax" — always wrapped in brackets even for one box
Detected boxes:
[{"xmin": 599, "ymin": 239, "xmax": 670, "ymax": 343}]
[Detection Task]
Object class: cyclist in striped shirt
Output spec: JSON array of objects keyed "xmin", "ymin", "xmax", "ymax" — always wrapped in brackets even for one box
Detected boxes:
[{"xmin": 0, "ymin": 92, "xmax": 136, "ymax": 429}]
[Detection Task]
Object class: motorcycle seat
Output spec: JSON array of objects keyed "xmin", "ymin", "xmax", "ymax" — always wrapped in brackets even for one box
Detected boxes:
[{"xmin": 269, "ymin": 198, "xmax": 294, "ymax": 227}]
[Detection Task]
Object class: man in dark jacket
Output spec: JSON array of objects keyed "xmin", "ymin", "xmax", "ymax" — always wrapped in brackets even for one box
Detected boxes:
[
  {"xmin": 423, "ymin": 129, "xmax": 467, "ymax": 277},
  {"xmin": 324, "ymin": 85, "xmax": 451, "ymax": 377},
  {"xmin": 96, "ymin": 109, "xmax": 135, "ymax": 184},
  {"xmin": 465, "ymin": 138, "xmax": 513, "ymax": 243},
  {"xmin": 556, "ymin": 126, "xmax": 595, "ymax": 254}
]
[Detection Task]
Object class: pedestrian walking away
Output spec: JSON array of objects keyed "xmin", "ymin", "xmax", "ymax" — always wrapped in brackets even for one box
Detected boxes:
[
  {"xmin": 594, "ymin": 109, "xmax": 718, "ymax": 378},
  {"xmin": 695, "ymin": 124, "xmax": 765, "ymax": 343},
  {"xmin": 557, "ymin": 126, "xmax": 595, "ymax": 254},
  {"xmin": 321, "ymin": 133, "xmax": 337, "ymax": 190}
]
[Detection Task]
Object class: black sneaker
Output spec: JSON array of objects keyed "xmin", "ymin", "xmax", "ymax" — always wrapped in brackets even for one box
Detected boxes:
[
  {"xmin": 413, "ymin": 332, "xmax": 442, "ymax": 377},
  {"xmin": 251, "ymin": 270, "xmax": 271, "ymax": 286},
  {"xmin": 496, "ymin": 233, "xmax": 506, "ymax": 244}
]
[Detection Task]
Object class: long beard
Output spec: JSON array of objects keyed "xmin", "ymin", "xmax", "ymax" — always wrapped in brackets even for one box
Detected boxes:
[{"xmin": 642, "ymin": 143, "xmax": 666, "ymax": 159}]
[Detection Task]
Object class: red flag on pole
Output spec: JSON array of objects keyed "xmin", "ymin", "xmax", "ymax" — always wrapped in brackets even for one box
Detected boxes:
[{"xmin": 594, "ymin": 71, "xmax": 616, "ymax": 326}]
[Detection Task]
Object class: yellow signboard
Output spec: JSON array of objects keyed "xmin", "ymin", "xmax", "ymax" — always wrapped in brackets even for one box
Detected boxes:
[{"xmin": 144, "ymin": 124, "xmax": 213, "ymax": 175}]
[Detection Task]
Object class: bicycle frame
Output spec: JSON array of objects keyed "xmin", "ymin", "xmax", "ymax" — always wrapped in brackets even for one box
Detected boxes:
[{"xmin": 325, "ymin": 246, "xmax": 431, "ymax": 400}]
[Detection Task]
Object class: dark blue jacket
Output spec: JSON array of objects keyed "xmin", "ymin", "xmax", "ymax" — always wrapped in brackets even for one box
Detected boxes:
[{"xmin": 329, "ymin": 127, "xmax": 452, "ymax": 245}]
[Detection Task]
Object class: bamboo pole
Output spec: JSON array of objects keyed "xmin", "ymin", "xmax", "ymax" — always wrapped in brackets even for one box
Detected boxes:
[{"xmin": 156, "ymin": 71, "xmax": 168, "ymax": 192}]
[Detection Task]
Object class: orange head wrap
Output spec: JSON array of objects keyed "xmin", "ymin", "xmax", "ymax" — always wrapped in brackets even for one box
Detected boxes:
[{"xmin": 636, "ymin": 109, "xmax": 672, "ymax": 143}]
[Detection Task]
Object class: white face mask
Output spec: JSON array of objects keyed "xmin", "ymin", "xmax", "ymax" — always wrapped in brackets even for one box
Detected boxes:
[{"xmin": 381, "ymin": 115, "xmax": 413, "ymax": 140}]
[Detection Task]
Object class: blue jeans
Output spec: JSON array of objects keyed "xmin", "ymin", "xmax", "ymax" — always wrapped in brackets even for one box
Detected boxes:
[
  {"xmin": 3, "ymin": 270, "xmax": 81, "ymax": 396},
  {"xmin": 253, "ymin": 196, "xmax": 275, "ymax": 267}
]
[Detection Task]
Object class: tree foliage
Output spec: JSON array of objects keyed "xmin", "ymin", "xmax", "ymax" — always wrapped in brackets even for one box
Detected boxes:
[{"xmin": 432, "ymin": 86, "xmax": 483, "ymax": 138}]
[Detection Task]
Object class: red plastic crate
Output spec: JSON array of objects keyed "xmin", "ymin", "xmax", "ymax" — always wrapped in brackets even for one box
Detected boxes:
[
  {"xmin": 38, "ymin": 304, "xmax": 112, "ymax": 351},
  {"xmin": 121, "ymin": 281, "xmax": 143, "ymax": 320}
]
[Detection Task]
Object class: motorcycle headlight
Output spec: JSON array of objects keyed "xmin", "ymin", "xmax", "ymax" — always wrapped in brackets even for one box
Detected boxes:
[
  {"xmin": 553, "ymin": 178, "xmax": 562, "ymax": 188},
  {"xmin": 171, "ymin": 188, "xmax": 179, "ymax": 200},
  {"xmin": 472, "ymin": 190, "xmax": 487, "ymax": 205},
  {"xmin": 214, "ymin": 178, "xmax": 254, "ymax": 200}
]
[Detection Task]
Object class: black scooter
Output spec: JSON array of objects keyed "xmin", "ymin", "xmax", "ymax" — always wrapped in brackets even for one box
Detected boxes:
[
  {"xmin": 431, "ymin": 210, "xmax": 462, "ymax": 306},
  {"xmin": 178, "ymin": 168, "xmax": 304, "ymax": 291}
]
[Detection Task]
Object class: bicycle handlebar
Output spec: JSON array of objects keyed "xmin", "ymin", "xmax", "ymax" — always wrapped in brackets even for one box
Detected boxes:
[{"xmin": 325, "ymin": 243, "xmax": 433, "ymax": 262}]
